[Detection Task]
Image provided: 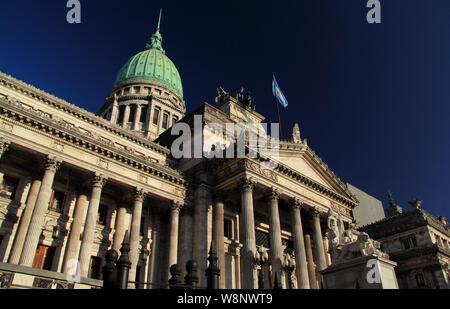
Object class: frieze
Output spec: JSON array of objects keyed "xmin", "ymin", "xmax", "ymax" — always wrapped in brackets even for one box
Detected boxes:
[
  {"xmin": 0, "ymin": 98, "xmax": 189, "ymax": 189},
  {"xmin": 0, "ymin": 72, "xmax": 171, "ymax": 156},
  {"xmin": 244, "ymin": 160, "xmax": 278, "ymax": 182}
]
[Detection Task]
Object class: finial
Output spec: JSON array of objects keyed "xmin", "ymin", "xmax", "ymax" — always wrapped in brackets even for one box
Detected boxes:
[
  {"xmin": 156, "ymin": 8, "xmax": 162, "ymax": 33},
  {"xmin": 146, "ymin": 9, "xmax": 165, "ymax": 53}
]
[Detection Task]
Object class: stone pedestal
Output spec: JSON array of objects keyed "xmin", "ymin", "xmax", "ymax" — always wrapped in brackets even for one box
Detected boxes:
[{"xmin": 320, "ymin": 255, "xmax": 398, "ymax": 289}]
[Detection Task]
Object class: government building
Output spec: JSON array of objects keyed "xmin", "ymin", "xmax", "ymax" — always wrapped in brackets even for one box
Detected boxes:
[{"xmin": 0, "ymin": 15, "xmax": 363, "ymax": 289}]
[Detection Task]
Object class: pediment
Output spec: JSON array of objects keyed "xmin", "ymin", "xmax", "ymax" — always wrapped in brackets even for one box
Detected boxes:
[{"xmin": 278, "ymin": 147, "xmax": 352, "ymax": 199}]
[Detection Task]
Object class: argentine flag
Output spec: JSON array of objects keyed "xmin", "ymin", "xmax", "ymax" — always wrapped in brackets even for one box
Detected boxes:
[{"xmin": 272, "ymin": 75, "xmax": 288, "ymax": 108}]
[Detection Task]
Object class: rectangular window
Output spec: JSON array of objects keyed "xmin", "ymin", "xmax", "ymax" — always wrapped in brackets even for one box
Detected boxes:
[
  {"xmin": 123, "ymin": 87, "xmax": 130, "ymax": 95},
  {"xmin": 140, "ymin": 106, "xmax": 148, "ymax": 123},
  {"xmin": 153, "ymin": 108, "xmax": 160, "ymax": 125},
  {"xmin": 224, "ymin": 219, "xmax": 232, "ymax": 239},
  {"xmin": 97, "ymin": 204, "xmax": 108, "ymax": 225},
  {"xmin": 162, "ymin": 113, "xmax": 169, "ymax": 129},
  {"xmin": 88, "ymin": 256, "xmax": 102, "ymax": 280},
  {"xmin": 128, "ymin": 105, "xmax": 136, "ymax": 122},
  {"xmin": 128, "ymin": 105, "xmax": 136, "ymax": 123},
  {"xmin": 415, "ymin": 274, "xmax": 425, "ymax": 287},
  {"xmin": 410, "ymin": 235, "xmax": 417, "ymax": 247},
  {"xmin": 48, "ymin": 190, "xmax": 65, "ymax": 213},
  {"xmin": 1, "ymin": 176, "xmax": 19, "ymax": 200},
  {"xmin": 117, "ymin": 106, "xmax": 125, "ymax": 124},
  {"xmin": 32, "ymin": 245, "xmax": 56, "ymax": 271},
  {"xmin": 133, "ymin": 86, "xmax": 140, "ymax": 94},
  {"xmin": 172, "ymin": 116, "xmax": 179, "ymax": 125},
  {"xmin": 400, "ymin": 238, "xmax": 411, "ymax": 250}
]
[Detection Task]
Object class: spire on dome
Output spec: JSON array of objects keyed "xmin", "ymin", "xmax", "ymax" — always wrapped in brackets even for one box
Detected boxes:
[{"xmin": 146, "ymin": 8, "xmax": 165, "ymax": 53}]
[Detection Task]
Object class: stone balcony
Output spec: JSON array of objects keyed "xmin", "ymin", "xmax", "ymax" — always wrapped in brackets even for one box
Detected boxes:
[{"xmin": 0, "ymin": 262, "xmax": 102, "ymax": 289}]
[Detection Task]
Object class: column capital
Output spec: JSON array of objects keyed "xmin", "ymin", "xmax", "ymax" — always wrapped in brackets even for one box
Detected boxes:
[
  {"xmin": 265, "ymin": 187, "xmax": 280, "ymax": 201},
  {"xmin": 43, "ymin": 156, "xmax": 61, "ymax": 173},
  {"xmin": 289, "ymin": 198, "xmax": 304, "ymax": 211},
  {"xmin": 133, "ymin": 187, "xmax": 146, "ymax": 202},
  {"xmin": 170, "ymin": 201, "xmax": 182, "ymax": 213},
  {"xmin": 91, "ymin": 173, "xmax": 107, "ymax": 188},
  {"xmin": 311, "ymin": 207, "xmax": 322, "ymax": 219},
  {"xmin": 239, "ymin": 178, "xmax": 256, "ymax": 192}
]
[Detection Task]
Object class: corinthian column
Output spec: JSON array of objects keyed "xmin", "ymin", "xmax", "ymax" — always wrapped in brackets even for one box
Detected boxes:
[
  {"xmin": 62, "ymin": 189, "xmax": 89, "ymax": 273},
  {"xmin": 113, "ymin": 204, "xmax": 128, "ymax": 252},
  {"xmin": 289, "ymin": 198, "xmax": 310, "ymax": 289},
  {"xmin": 128, "ymin": 188, "xmax": 146, "ymax": 284},
  {"xmin": 311, "ymin": 208, "xmax": 327, "ymax": 273},
  {"xmin": 239, "ymin": 178, "xmax": 257, "ymax": 289},
  {"xmin": 8, "ymin": 178, "xmax": 42, "ymax": 264},
  {"xmin": 133, "ymin": 104, "xmax": 142, "ymax": 130},
  {"xmin": 305, "ymin": 234, "xmax": 318, "ymax": 289},
  {"xmin": 167, "ymin": 202, "xmax": 181, "ymax": 280},
  {"xmin": 78, "ymin": 173, "xmax": 107, "ymax": 278},
  {"xmin": 19, "ymin": 156, "xmax": 61, "ymax": 266},
  {"xmin": 110, "ymin": 100, "xmax": 119, "ymax": 124},
  {"xmin": 266, "ymin": 188, "xmax": 285, "ymax": 288},
  {"xmin": 212, "ymin": 193, "xmax": 225, "ymax": 289}
]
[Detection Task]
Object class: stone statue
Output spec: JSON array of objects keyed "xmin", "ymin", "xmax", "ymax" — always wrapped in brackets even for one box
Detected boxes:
[
  {"xmin": 288, "ymin": 123, "xmax": 301, "ymax": 144},
  {"xmin": 327, "ymin": 209, "xmax": 341, "ymax": 249},
  {"xmin": 408, "ymin": 198, "xmax": 422, "ymax": 209},
  {"xmin": 333, "ymin": 232, "xmax": 388, "ymax": 264},
  {"xmin": 242, "ymin": 91, "xmax": 253, "ymax": 108},
  {"xmin": 215, "ymin": 86, "xmax": 229, "ymax": 104},
  {"xmin": 236, "ymin": 87, "xmax": 245, "ymax": 103}
]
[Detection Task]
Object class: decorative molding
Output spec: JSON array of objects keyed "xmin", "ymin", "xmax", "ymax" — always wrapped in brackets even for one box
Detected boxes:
[
  {"xmin": 169, "ymin": 201, "xmax": 182, "ymax": 213},
  {"xmin": 311, "ymin": 208, "xmax": 321, "ymax": 219},
  {"xmin": 0, "ymin": 98, "xmax": 189, "ymax": 189},
  {"xmin": 92, "ymin": 173, "xmax": 107, "ymax": 188},
  {"xmin": 244, "ymin": 160, "xmax": 278, "ymax": 183},
  {"xmin": 43, "ymin": 156, "xmax": 61, "ymax": 173},
  {"xmin": 239, "ymin": 178, "xmax": 255, "ymax": 192},
  {"xmin": 289, "ymin": 198, "xmax": 303, "ymax": 211},
  {"xmin": 133, "ymin": 187, "xmax": 146, "ymax": 202},
  {"xmin": 265, "ymin": 187, "xmax": 280, "ymax": 201}
]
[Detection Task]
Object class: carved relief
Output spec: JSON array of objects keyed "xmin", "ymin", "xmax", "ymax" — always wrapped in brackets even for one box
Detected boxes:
[
  {"xmin": 244, "ymin": 160, "xmax": 278, "ymax": 182},
  {"xmin": 97, "ymin": 158, "xmax": 109, "ymax": 169},
  {"xmin": 138, "ymin": 174, "xmax": 149, "ymax": 184},
  {"xmin": 0, "ymin": 120, "xmax": 13, "ymax": 132}
]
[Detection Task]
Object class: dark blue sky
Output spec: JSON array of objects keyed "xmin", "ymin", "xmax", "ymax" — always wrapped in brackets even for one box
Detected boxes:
[{"xmin": 1, "ymin": 0, "xmax": 449, "ymax": 220}]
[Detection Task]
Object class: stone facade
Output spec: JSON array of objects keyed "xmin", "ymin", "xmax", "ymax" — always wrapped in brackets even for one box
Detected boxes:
[
  {"xmin": 0, "ymin": 68, "xmax": 360, "ymax": 288},
  {"xmin": 359, "ymin": 208, "xmax": 450, "ymax": 289}
]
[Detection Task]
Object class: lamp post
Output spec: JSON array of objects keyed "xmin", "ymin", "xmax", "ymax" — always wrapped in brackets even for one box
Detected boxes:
[
  {"xmin": 255, "ymin": 246, "xmax": 269, "ymax": 289},
  {"xmin": 283, "ymin": 252, "xmax": 296, "ymax": 289}
]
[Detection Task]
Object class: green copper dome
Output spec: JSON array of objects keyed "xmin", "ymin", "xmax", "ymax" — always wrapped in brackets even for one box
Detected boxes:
[{"xmin": 114, "ymin": 11, "xmax": 183, "ymax": 99}]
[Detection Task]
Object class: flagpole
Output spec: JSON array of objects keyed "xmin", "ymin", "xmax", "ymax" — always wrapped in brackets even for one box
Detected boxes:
[
  {"xmin": 275, "ymin": 96, "xmax": 283, "ymax": 141},
  {"xmin": 273, "ymin": 73, "xmax": 283, "ymax": 141}
]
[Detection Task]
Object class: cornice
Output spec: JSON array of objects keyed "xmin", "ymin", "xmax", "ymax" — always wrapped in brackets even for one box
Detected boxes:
[
  {"xmin": 0, "ymin": 98, "xmax": 191, "ymax": 190},
  {"xmin": 214, "ymin": 157, "xmax": 357, "ymax": 210},
  {"xmin": 359, "ymin": 209, "xmax": 450, "ymax": 239},
  {"xmin": 0, "ymin": 71, "xmax": 171, "ymax": 156}
]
